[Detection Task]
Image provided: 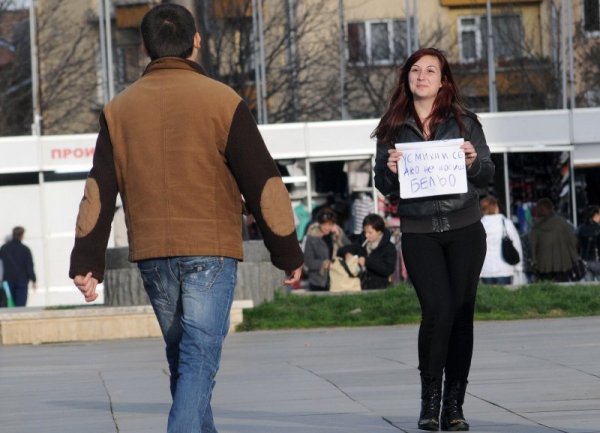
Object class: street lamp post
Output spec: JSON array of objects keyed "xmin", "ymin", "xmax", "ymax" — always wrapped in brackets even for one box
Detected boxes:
[
  {"xmin": 338, "ymin": 0, "xmax": 348, "ymax": 119},
  {"xmin": 29, "ymin": 0, "xmax": 41, "ymax": 135},
  {"xmin": 486, "ymin": 0, "xmax": 498, "ymax": 113},
  {"xmin": 251, "ymin": 0, "xmax": 268, "ymax": 124}
]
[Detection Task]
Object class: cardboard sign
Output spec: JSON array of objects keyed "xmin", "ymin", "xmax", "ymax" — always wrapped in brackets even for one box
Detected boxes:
[{"xmin": 395, "ymin": 139, "xmax": 467, "ymax": 199}]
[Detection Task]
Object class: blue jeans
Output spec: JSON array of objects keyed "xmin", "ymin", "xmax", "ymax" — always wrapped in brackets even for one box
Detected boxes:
[
  {"xmin": 481, "ymin": 276, "xmax": 513, "ymax": 285},
  {"xmin": 5, "ymin": 280, "xmax": 28, "ymax": 307},
  {"xmin": 138, "ymin": 256, "xmax": 237, "ymax": 433}
]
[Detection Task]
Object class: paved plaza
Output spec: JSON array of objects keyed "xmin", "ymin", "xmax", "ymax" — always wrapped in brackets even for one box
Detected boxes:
[{"xmin": 1, "ymin": 317, "xmax": 599, "ymax": 433}]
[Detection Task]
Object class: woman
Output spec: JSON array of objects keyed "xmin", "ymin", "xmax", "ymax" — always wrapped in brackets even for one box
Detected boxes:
[
  {"xmin": 577, "ymin": 205, "xmax": 600, "ymax": 281},
  {"xmin": 338, "ymin": 213, "xmax": 397, "ymax": 290},
  {"xmin": 529, "ymin": 198, "xmax": 580, "ymax": 282},
  {"xmin": 479, "ymin": 196, "xmax": 523, "ymax": 285},
  {"xmin": 303, "ymin": 208, "xmax": 349, "ymax": 291},
  {"xmin": 373, "ymin": 48, "xmax": 494, "ymax": 431}
]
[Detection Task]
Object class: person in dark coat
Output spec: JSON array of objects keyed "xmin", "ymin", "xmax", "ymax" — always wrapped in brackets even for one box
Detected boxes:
[
  {"xmin": 338, "ymin": 213, "xmax": 397, "ymax": 290},
  {"xmin": 577, "ymin": 205, "xmax": 600, "ymax": 281},
  {"xmin": 529, "ymin": 198, "xmax": 580, "ymax": 282},
  {"xmin": 0, "ymin": 226, "xmax": 36, "ymax": 306}
]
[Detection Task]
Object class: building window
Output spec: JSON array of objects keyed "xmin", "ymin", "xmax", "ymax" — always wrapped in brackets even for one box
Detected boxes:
[
  {"xmin": 116, "ymin": 44, "xmax": 143, "ymax": 88},
  {"xmin": 458, "ymin": 14, "xmax": 524, "ymax": 63},
  {"xmin": 347, "ymin": 19, "xmax": 407, "ymax": 65},
  {"xmin": 458, "ymin": 17, "xmax": 481, "ymax": 63},
  {"xmin": 584, "ymin": 0, "xmax": 600, "ymax": 33}
]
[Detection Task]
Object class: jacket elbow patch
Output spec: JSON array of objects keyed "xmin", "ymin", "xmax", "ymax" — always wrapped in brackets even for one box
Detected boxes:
[
  {"xmin": 75, "ymin": 178, "xmax": 101, "ymax": 238},
  {"xmin": 260, "ymin": 177, "xmax": 296, "ymax": 237}
]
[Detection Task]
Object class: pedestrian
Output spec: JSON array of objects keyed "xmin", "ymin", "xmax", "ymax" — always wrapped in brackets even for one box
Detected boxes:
[
  {"xmin": 479, "ymin": 196, "xmax": 524, "ymax": 285},
  {"xmin": 69, "ymin": 4, "xmax": 303, "ymax": 433},
  {"xmin": 0, "ymin": 226, "xmax": 37, "ymax": 307},
  {"xmin": 0, "ymin": 255, "xmax": 4, "ymax": 307},
  {"xmin": 338, "ymin": 213, "xmax": 397, "ymax": 290},
  {"xmin": 373, "ymin": 47, "xmax": 495, "ymax": 431},
  {"xmin": 529, "ymin": 198, "xmax": 579, "ymax": 282},
  {"xmin": 577, "ymin": 205, "xmax": 600, "ymax": 281},
  {"xmin": 303, "ymin": 208, "xmax": 349, "ymax": 291}
]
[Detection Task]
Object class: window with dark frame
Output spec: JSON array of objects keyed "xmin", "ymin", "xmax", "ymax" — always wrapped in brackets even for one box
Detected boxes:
[
  {"xmin": 458, "ymin": 14, "xmax": 524, "ymax": 63},
  {"xmin": 584, "ymin": 0, "xmax": 600, "ymax": 32},
  {"xmin": 347, "ymin": 19, "xmax": 408, "ymax": 65}
]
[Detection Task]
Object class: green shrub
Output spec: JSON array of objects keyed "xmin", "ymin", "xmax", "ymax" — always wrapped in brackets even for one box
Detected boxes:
[{"xmin": 237, "ymin": 283, "xmax": 600, "ymax": 331}]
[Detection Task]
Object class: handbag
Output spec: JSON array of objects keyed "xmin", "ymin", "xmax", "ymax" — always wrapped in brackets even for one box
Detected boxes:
[
  {"xmin": 501, "ymin": 219, "xmax": 520, "ymax": 265},
  {"xmin": 2, "ymin": 281, "xmax": 15, "ymax": 308},
  {"xmin": 329, "ymin": 256, "xmax": 362, "ymax": 293},
  {"xmin": 570, "ymin": 259, "xmax": 587, "ymax": 281}
]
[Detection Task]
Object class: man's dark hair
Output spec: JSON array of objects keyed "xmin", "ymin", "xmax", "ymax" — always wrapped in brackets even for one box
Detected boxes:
[
  {"xmin": 536, "ymin": 198, "xmax": 554, "ymax": 217},
  {"xmin": 585, "ymin": 205, "xmax": 600, "ymax": 223},
  {"xmin": 362, "ymin": 214, "xmax": 385, "ymax": 232},
  {"xmin": 140, "ymin": 4, "xmax": 196, "ymax": 61},
  {"xmin": 12, "ymin": 226, "xmax": 25, "ymax": 241}
]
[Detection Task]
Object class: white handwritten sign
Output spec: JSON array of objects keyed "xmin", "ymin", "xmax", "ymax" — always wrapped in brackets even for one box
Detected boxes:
[{"xmin": 395, "ymin": 139, "xmax": 466, "ymax": 199}]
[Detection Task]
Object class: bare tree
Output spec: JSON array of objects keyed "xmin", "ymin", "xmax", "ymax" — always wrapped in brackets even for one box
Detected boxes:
[
  {"xmin": 35, "ymin": 0, "xmax": 100, "ymax": 134},
  {"xmin": 0, "ymin": 0, "xmax": 32, "ymax": 136},
  {"xmin": 193, "ymin": 0, "xmax": 342, "ymax": 123},
  {"xmin": 1, "ymin": 0, "xmax": 102, "ymax": 136},
  {"xmin": 432, "ymin": 3, "xmax": 557, "ymax": 112},
  {"xmin": 573, "ymin": 15, "xmax": 600, "ymax": 107}
]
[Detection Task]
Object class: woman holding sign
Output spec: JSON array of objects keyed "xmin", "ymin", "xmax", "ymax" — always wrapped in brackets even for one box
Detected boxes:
[{"xmin": 373, "ymin": 48, "xmax": 494, "ymax": 431}]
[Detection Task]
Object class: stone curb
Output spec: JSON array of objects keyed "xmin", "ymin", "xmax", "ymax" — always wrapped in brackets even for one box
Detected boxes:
[{"xmin": 0, "ymin": 300, "xmax": 253, "ymax": 345}]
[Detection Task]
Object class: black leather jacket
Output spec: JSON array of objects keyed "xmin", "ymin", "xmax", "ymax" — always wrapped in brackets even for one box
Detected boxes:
[{"xmin": 374, "ymin": 113, "xmax": 494, "ymax": 233}]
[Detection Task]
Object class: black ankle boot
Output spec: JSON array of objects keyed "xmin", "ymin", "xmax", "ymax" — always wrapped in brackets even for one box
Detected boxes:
[
  {"xmin": 418, "ymin": 375, "xmax": 442, "ymax": 431},
  {"xmin": 440, "ymin": 379, "xmax": 469, "ymax": 431}
]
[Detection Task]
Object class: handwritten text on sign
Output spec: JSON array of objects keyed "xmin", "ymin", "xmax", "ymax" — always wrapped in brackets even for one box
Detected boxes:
[{"xmin": 395, "ymin": 139, "xmax": 467, "ymax": 199}]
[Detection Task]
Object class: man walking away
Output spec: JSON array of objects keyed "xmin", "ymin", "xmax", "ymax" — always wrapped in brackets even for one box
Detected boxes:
[{"xmin": 69, "ymin": 4, "xmax": 303, "ymax": 433}]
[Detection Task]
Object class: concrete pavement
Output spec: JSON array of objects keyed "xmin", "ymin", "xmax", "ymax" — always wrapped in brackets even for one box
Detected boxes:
[{"xmin": 1, "ymin": 317, "xmax": 599, "ymax": 433}]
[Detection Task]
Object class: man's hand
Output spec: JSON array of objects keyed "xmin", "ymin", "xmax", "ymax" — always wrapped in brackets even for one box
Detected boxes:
[
  {"xmin": 73, "ymin": 272, "xmax": 99, "ymax": 302},
  {"xmin": 283, "ymin": 266, "xmax": 303, "ymax": 286}
]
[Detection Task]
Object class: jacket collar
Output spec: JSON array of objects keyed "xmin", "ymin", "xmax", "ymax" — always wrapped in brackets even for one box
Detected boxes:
[
  {"xmin": 398, "ymin": 112, "xmax": 456, "ymax": 142},
  {"xmin": 359, "ymin": 228, "xmax": 392, "ymax": 249},
  {"xmin": 142, "ymin": 57, "xmax": 207, "ymax": 77}
]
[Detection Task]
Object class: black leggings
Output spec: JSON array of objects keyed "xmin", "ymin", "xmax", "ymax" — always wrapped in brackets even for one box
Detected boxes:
[{"xmin": 401, "ymin": 222, "xmax": 486, "ymax": 381}]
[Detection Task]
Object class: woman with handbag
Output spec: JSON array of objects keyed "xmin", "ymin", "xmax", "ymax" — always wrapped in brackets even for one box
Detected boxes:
[
  {"xmin": 303, "ymin": 208, "xmax": 349, "ymax": 291},
  {"xmin": 479, "ymin": 197, "xmax": 523, "ymax": 285},
  {"xmin": 338, "ymin": 213, "xmax": 397, "ymax": 290},
  {"xmin": 373, "ymin": 47, "xmax": 495, "ymax": 431},
  {"xmin": 577, "ymin": 205, "xmax": 600, "ymax": 282}
]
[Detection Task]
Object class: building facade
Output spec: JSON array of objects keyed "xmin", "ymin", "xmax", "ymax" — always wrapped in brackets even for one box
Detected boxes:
[{"xmin": 1, "ymin": 0, "xmax": 599, "ymax": 307}]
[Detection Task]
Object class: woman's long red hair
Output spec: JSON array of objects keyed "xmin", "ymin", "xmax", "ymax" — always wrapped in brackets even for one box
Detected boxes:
[{"xmin": 372, "ymin": 47, "xmax": 468, "ymax": 144}]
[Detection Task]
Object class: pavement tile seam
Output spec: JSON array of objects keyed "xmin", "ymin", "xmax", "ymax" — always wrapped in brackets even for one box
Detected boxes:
[{"xmin": 2, "ymin": 318, "xmax": 600, "ymax": 433}]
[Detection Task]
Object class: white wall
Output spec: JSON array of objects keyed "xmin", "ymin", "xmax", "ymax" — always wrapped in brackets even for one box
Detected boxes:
[{"xmin": 1, "ymin": 108, "xmax": 600, "ymax": 307}]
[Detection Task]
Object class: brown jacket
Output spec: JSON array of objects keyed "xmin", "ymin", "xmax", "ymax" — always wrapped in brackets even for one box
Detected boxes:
[{"xmin": 70, "ymin": 57, "xmax": 302, "ymax": 282}]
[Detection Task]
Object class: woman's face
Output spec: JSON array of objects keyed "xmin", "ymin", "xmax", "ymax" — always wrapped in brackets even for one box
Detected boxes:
[
  {"xmin": 364, "ymin": 225, "xmax": 382, "ymax": 243},
  {"xmin": 319, "ymin": 221, "xmax": 335, "ymax": 235},
  {"xmin": 408, "ymin": 55, "xmax": 443, "ymax": 103}
]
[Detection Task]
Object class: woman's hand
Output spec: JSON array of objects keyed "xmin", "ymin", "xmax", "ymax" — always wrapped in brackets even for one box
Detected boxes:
[
  {"xmin": 357, "ymin": 256, "xmax": 366, "ymax": 267},
  {"xmin": 461, "ymin": 141, "xmax": 477, "ymax": 168},
  {"xmin": 386, "ymin": 149, "xmax": 403, "ymax": 174}
]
